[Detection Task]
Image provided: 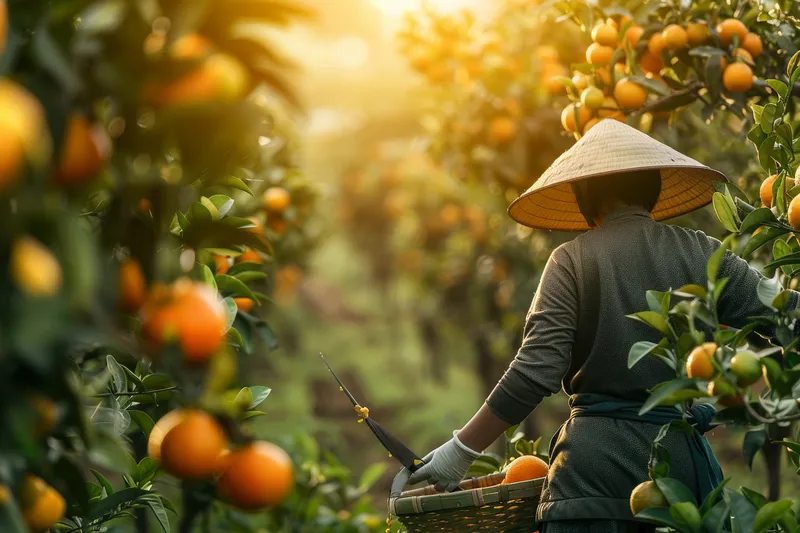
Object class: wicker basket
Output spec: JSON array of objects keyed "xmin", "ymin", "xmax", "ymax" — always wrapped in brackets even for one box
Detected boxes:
[{"xmin": 389, "ymin": 470, "xmax": 544, "ymax": 533}]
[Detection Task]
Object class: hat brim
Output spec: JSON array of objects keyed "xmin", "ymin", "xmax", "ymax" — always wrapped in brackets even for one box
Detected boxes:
[{"xmin": 508, "ymin": 164, "xmax": 727, "ymax": 231}]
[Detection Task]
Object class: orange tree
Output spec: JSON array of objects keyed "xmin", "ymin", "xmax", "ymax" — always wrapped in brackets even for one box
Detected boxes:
[{"xmin": 0, "ymin": 1, "xmax": 389, "ymax": 532}]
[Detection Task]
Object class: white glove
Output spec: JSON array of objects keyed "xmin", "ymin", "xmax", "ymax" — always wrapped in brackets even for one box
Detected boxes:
[{"xmin": 407, "ymin": 431, "xmax": 481, "ymax": 492}]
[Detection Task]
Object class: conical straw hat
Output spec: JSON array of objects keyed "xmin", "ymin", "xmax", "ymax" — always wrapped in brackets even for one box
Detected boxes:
[{"xmin": 508, "ymin": 119, "xmax": 728, "ymax": 231}]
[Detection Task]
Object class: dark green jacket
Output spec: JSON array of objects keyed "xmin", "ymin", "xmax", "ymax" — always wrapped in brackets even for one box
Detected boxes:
[{"xmin": 486, "ymin": 205, "xmax": 783, "ymax": 521}]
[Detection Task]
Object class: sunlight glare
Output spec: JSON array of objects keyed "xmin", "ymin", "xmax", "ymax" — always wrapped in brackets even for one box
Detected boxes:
[{"xmin": 369, "ymin": 0, "xmax": 477, "ymax": 18}]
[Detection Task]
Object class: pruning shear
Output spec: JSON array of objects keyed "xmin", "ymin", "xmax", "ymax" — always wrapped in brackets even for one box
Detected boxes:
[{"xmin": 320, "ymin": 353, "xmax": 424, "ymax": 473}]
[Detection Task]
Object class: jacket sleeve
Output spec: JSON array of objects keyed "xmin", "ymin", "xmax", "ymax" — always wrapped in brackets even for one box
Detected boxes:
[{"xmin": 485, "ymin": 247, "xmax": 577, "ymax": 425}]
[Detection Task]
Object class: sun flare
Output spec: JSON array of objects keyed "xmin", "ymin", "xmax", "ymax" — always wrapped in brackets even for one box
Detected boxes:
[{"xmin": 368, "ymin": 0, "xmax": 478, "ymax": 18}]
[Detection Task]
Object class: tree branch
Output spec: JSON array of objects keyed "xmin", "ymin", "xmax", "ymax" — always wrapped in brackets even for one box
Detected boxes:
[{"xmin": 93, "ymin": 386, "xmax": 180, "ymax": 398}]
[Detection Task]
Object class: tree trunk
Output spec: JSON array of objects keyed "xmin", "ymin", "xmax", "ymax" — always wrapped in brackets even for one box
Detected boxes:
[{"xmin": 419, "ymin": 317, "xmax": 446, "ymax": 383}]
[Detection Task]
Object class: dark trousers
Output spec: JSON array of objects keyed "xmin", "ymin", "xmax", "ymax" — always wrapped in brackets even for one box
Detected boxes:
[{"xmin": 542, "ymin": 520, "xmax": 656, "ymax": 533}]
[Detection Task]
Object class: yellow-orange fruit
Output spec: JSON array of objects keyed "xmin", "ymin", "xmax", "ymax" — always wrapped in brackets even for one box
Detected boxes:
[
  {"xmin": 148, "ymin": 409, "xmax": 187, "ymax": 461},
  {"xmin": 0, "ymin": 80, "xmax": 51, "ymax": 192},
  {"xmin": 159, "ymin": 410, "xmax": 228, "ymax": 480},
  {"xmin": 0, "ymin": 0, "xmax": 7, "ymax": 56},
  {"xmin": 30, "ymin": 394, "xmax": 58, "ymax": 438},
  {"xmin": 598, "ymin": 97, "xmax": 625, "ymax": 121},
  {"xmin": 733, "ymin": 48, "xmax": 753, "ymax": 62},
  {"xmin": 55, "ymin": 114, "xmax": 111, "ymax": 186},
  {"xmin": 140, "ymin": 279, "xmax": 226, "ymax": 363},
  {"xmin": 722, "ymin": 62, "xmax": 753, "ymax": 93},
  {"xmin": 624, "ymin": 25, "xmax": 645, "ymax": 47},
  {"xmin": 560, "ymin": 104, "xmax": 592, "ymax": 133},
  {"xmin": 630, "ymin": 480, "xmax": 669, "ymax": 515},
  {"xmin": 213, "ymin": 255, "xmax": 230, "ymax": 275},
  {"xmin": 663, "ymin": 24, "xmax": 688, "ymax": 50},
  {"xmin": 586, "ymin": 43, "xmax": 614, "ymax": 65},
  {"xmin": 759, "ymin": 175, "xmax": 777, "ymax": 207},
  {"xmin": 580, "ymin": 87, "xmax": 605, "ymax": 110},
  {"xmin": 20, "ymin": 475, "xmax": 65, "ymax": 532},
  {"xmin": 613, "ymin": 78, "xmax": 647, "ymax": 109},
  {"xmin": 262, "ymin": 186, "xmax": 291, "ymax": 213},
  {"xmin": 236, "ymin": 249, "xmax": 263, "ymax": 264},
  {"xmin": 119, "ymin": 258, "xmax": 147, "ymax": 313},
  {"xmin": 571, "ymin": 73, "xmax": 589, "ymax": 92},
  {"xmin": 686, "ymin": 22, "xmax": 710, "ymax": 46},
  {"xmin": 234, "ymin": 297, "xmax": 255, "ymax": 312},
  {"xmin": 788, "ymin": 195, "xmax": 800, "ymax": 230},
  {"xmin": 647, "ymin": 33, "xmax": 667, "ymax": 56},
  {"xmin": 487, "ymin": 116, "xmax": 517, "ymax": 145},
  {"xmin": 638, "ymin": 50, "xmax": 664, "ymax": 74},
  {"xmin": 10, "ymin": 236, "xmax": 62, "ymax": 297},
  {"xmin": 502, "ymin": 456, "xmax": 549, "ymax": 484},
  {"xmin": 154, "ymin": 53, "xmax": 250, "ymax": 107},
  {"xmin": 217, "ymin": 441, "xmax": 294, "ymax": 510},
  {"xmin": 592, "ymin": 24, "xmax": 618, "ymax": 47},
  {"xmin": 716, "ymin": 19, "xmax": 748, "ymax": 47},
  {"xmin": 742, "ymin": 33, "xmax": 763, "ymax": 58},
  {"xmin": 686, "ymin": 342, "xmax": 717, "ymax": 380}
]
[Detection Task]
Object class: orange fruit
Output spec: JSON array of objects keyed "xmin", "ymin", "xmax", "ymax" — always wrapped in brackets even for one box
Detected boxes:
[
  {"xmin": 760, "ymin": 175, "xmax": 777, "ymax": 207},
  {"xmin": 571, "ymin": 73, "xmax": 589, "ymax": 92},
  {"xmin": 686, "ymin": 22, "xmax": 710, "ymax": 46},
  {"xmin": 154, "ymin": 53, "xmax": 250, "ymax": 107},
  {"xmin": 234, "ymin": 297, "xmax": 255, "ymax": 312},
  {"xmin": 148, "ymin": 409, "xmax": 187, "ymax": 461},
  {"xmin": 686, "ymin": 342, "xmax": 717, "ymax": 380},
  {"xmin": 788, "ymin": 195, "xmax": 800, "ymax": 230},
  {"xmin": 598, "ymin": 97, "xmax": 624, "ymax": 121},
  {"xmin": 638, "ymin": 50, "xmax": 664, "ymax": 74},
  {"xmin": 580, "ymin": 87, "xmax": 605, "ymax": 110},
  {"xmin": 630, "ymin": 480, "xmax": 668, "ymax": 515},
  {"xmin": 159, "ymin": 410, "xmax": 228, "ymax": 480},
  {"xmin": 742, "ymin": 32, "xmax": 763, "ymax": 58},
  {"xmin": 592, "ymin": 24, "xmax": 618, "ymax": 47},
  {"xmin": 707, "ymin": 379, "xmax": 744, "ymax": 408},
  {"xmin": 217, "ymin": 441, "xmax": 294, "ymax": 510},
  {"xmin": 119, "ymin": 258, "xmax": 147, "ymax": 313},
  {"xmin": 268, "ymin": 218, "xmax": 288, "ymax": 235},
  {"xmin": 723, "ymin": 62, "xmax": 753, "ymax": 93},
  {"xmin": 55, "ymin": 114, "xmax": 110, "ymax": 186},
  {"xmin": 0, "ymin": 0, "xmax": 7, "ymax": 55},
  {"xmin": 586, "ymin": 43, "xmax": 614, "ymax": 65},
  {"xmin": 613, "ymin": 78, "xmax": 647, "ymax": 109},
  {"xmin": 30, "ymin": 394, "xmax": 58, "ymax": 438},
  {"xmin": 581, "ymin": 117, "xmax": 600, "ymax": 136},
  {"xmin": 213, "ymin": 254, "xmax": 230, "ymax": 275},
  {"xmin": 0, "ymin": 80, "xmax": 51, "ymax": 192},
  {"xmin": 716, "ymin": 18, "xmax": 748, "ymax": 47},
  {"xmin": 624, "ymin": 25, "xmax": 645, "ymax": 47},
  {"xmin": 560, "ymin": 103, "xmax": 592, "ymax": 133},
  {"xmin": 662, "ymin": 24, "xmax": 688, "ymax": 50},
  {"xmin": 502, "ymin": 455, "xmax": 548, "ymax": 484},
  {"xmin": 20, "ymin": 475, "xmax": 65, "ymax": 532},
  {"xmin": 10, "ymin": 236, "xmax": 62, "ymax": 297},
  {"xmin": 733, "ymin": 48, "xmax": 753, "ymax": 62},
  {"xmin": 262, "ymin": 186, "xmax": 291, "ymax": 213},
  {"xmin": 140, "ymin": 279, "xmax": 226, "ymax": 363},
  {"xmin": 236, "ymin": 249, "xmax": 263, "ymax": 264},
  {"xmin": 594, "ymin": 68, "xmax": 612, "ymax": 89},
  {"xmin": 535, "ymin": 45, "xmax": 560, "ymax": 63},
  {"xmin": 138, "ymin": 198, "xmax": 152, "ymax": 213},
  {"xmin": 169, "ymin": 33, "xmax": 213, "ymax": 61},
  {"xmin": 543, "ymin": 70, "xmax": 567, "ymax": 95},
  {"xmin": 647, "ymin": 33, "xmax": 667, "ymax": 56},
  {"xmin": 487, "ymin": 116, "xmax": 517, "ymax": 145}
]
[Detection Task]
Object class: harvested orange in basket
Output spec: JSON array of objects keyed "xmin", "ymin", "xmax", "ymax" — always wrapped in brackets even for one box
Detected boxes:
[{"xmin": 502, "ymin": 455, "xmax": 549, "ymax": 484}]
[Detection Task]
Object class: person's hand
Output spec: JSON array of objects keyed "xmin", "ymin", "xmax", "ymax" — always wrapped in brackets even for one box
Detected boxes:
[{"xmin": 408, "ymin": 431, "xmax": 481, "ymax": 492}]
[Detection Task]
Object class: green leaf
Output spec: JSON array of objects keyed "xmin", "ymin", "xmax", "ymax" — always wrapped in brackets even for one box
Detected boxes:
[
  {"xmin": 728, "ymin": 489, "xmax": 757, "ymax": 533},
  {"xmin": 669, "ymin": 501, "xmax": 703, "ymax": 532},
  {"xmin": 748, "ymin": 123, "xmax": 767, "ymax": 147},
  {"xmin": 33, "ymin": 25, "xmax": 82, "ymax": 94},
  {"xmin": 216, "ymin": 274, "xmax": 258, "ymax": 301},
  {"xmin": 199, "ymin": 197, "xmax": 221, "ymax": 220},
  {"xmin": 741, "ymin": 486, "xmax": 768, "ymax": 509},
  {"xmin": 247, "ymin": 385, "xmax": 272, "ymax": 409},
  {"xmin": 758, "ymin": 136, "xmax": 778, "ymax": 174},
  {"xmin": 86, "ymin": 487, "xmax": 150, "ymax": 521},
  {"xmin": 127, "ymin": 410, "xmax": 155, "ymax": 438},
  {"xmin": 626, "ymin": 311, "xmax": 669, "ymax": 335},
  {"xmin": 743, "ymin": 427, "xmax": 766, "ymax": 470},
  {"xmin": 707, "ymin": 236, "xmax": 733, "ymax": 283},
  {"xmin": 136, "ymin": 457, "xmax": 160, "ymax": 485},
  {"xmin": 635, "ymin": 507, "xmax": 681, "ymax": 528},
  {"xmin": 760, "ymin": 103, "xmax": 778, "ymax": 134},
  {"xmin": 358, "ymin": 463, "xmax": 387, "ymax": 492},
  {"xmin": 753, "ymin": 500, "xmax": 794, "ymax": 533},
  {"xmin": 640, "ymin": 378, "xmax": 699, "ymax": 414},
  {"xmin": 200, "ymin": 264, "xmax": 217, "ymax": 291},
  {"xmin": 628, "ymin": 75, "xmax": 670, "ymax": 96},
  {"xmin": 700, "ymin": 478, "xmax": 731, "ymax": 516},
  {"xmin": 646, "ymin": 290, "xmax": 671, "ymax": 315},
  {"xmin": 788, "ymin": 50, "xmax": 800, "ymax": 78},
  {"xmin": 465, "ymin": 454, "xmax": 503, "ymax": 477},
  {"xmin": 106, "ymin": 355, "xmax": 127, "ymax": 394},
  {"xmin": 757, "ymin": 276, "xmax": 783, "ymax": 309},
  {"xmin": 227, "ymin": 261, "xmax": 266, "ymax": 276},
  {"xmin": 243, "ymin": 410, "xmax": 267, "ymax": 419},
  {"xmin": 765, "ymin": 251, "xmax": 800, "ymax": 271},
  {"xmin": 656, "ymin": 478, "xmax": 697, "ymax": 505},
  {"xmin": 143, "ymin": 495, "xmax": 171, "ymax": 533},
  {"xmin": 702, "ymin": 500, "xmax": 730, "ymax": 533},
  {"xmin": 712, "ymin": 192, "xmax": 739, "ymax": 232},
  {"xmin": 743, "ymin": 226, "xmax": 788, "ymax": 257},
  {"xmin": 219, "ymin": 176, "xmax": 254, "ymax": 195},
  {"xmin": 628, "ymin": 341, "xmax": 661, "ymax": 369},
  {"xmin": 233, "ymin": 271, "xmax": 268, "ymax": 283},
  {"xmin": 674, "ymin": 284, "xmax": 707, "ymax": 298},
  {"xmin": 772, "ymin": 290, "xmax": 792, "ymax": 311},
  {"xmin": 91, "ymin": 469, "xmax": 114, "ymax": 496},
  {"xmin": 705, "ymin": 55, "xmax": 724, "ymax": 102},
  {"xmin": 228, "ymin": 327, "xmax": 246, "ymax": 351},
  {"xmin": 222, "ymin": 296, "xmax": 237, "ymax": 332},
  {"xmin": 208, "ymin": 195, "xmax": 234, "ymax": 218}
]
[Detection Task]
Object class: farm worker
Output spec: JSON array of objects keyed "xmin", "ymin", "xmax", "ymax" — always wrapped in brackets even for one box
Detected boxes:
[{"xmin": 406, "ymin": 119, "xmax": 793, "ymax": 531}]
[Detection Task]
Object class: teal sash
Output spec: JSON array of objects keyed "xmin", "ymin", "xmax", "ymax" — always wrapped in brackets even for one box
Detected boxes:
[{"xmin": 556, "ymin": 393, "xmax": 724, "ymax": 505}]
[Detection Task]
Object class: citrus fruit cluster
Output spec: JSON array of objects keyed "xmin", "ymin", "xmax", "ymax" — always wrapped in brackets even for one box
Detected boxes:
[
  {"xmin": 561, "ymin": 16, "xmax": 763, "ymax": 137},
  {"xmin": 685, "ymin": 342, "xmax": 762, "ymax": 408},
  {"xmin": 149, "ymin": 409, "xmax": 294, "ymax": 510},
  {"xmin": 760, "ymin": 171, "xmax": 800, "ymax": 230}
]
